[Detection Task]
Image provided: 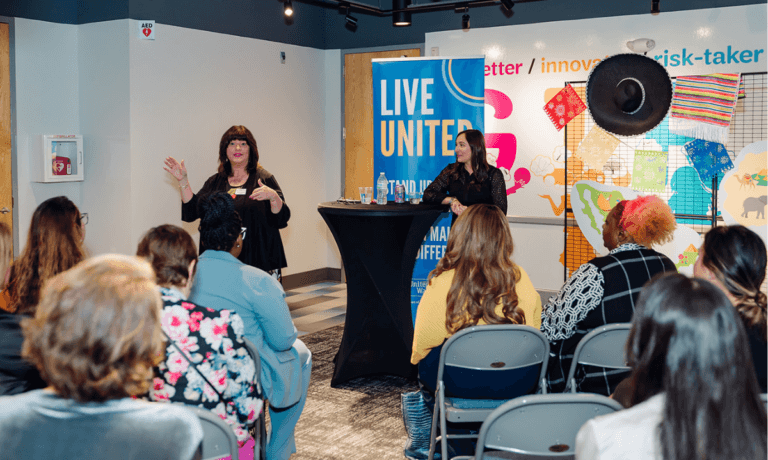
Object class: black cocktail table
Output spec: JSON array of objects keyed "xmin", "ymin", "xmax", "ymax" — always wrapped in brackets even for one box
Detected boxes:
[{"xmin": 318, "ymin": 201, "xmax": 445, "ymax": 386}]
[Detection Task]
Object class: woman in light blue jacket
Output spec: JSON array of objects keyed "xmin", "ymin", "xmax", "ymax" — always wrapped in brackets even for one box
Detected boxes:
[{"xmin": 189, "ymin": 191, "xmax": 311, "ymax": 460}]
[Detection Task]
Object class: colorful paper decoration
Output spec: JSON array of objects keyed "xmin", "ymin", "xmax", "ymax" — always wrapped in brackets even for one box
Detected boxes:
[
  {"xmin": 543, "ymin": 84, "xmax": 586, "ymax": 131},
  {"xmin": 631, "ymin": 150, "xmax": 668, "ymax": 193},
  {"xmin": 575, "ymin": 126, "xmax": 621, "ymax": 171},
  {"xmin": 684, "ymin": 139, "xmax": 734, "ymax": 183},
  {"xmin": 669, "ymin": 73, "xmax": 741, "ymax": 144}
]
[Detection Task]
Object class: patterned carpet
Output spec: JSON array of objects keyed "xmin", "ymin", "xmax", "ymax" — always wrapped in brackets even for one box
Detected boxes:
[{"xmin": 292, "ymin": 324, "xmax": 418, "ymax": 460}]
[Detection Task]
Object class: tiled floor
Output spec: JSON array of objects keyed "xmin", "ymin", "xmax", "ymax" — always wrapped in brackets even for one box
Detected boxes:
[{"xmin": 285, "ymin": 281, "xmax": 347, "ymax": 336}]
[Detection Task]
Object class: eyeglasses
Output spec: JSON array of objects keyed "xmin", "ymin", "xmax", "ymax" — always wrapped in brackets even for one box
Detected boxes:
[
  {"xmin": 80, "ymin": 213, "xmax": 88, "ymax": 225},
  {"xmin": 240, "ymin": 227, "xmax": 247, "ymax": 241}
]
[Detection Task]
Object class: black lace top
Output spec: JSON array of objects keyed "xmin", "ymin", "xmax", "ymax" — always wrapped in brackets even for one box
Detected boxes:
[{"xmin": 423, "ymin": 163, "xmax": 508, "ymax": 219}]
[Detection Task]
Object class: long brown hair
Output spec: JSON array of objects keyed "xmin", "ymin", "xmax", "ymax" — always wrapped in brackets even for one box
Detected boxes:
[
  {"xmin": 7, "ymin": 196, "xmax": 86, "ymax": 315},
  {"xmin": 430, "ymin": 204, "xmax": 524, "ymax": 333}
]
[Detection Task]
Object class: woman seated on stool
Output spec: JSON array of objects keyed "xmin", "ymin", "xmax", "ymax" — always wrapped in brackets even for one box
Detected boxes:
[
  {"xmin": 693, "ymin": 225, "xmax": 767, "ymax": 392},
  {"xmin": 576, "ymin": 273, "xmax": 767, "ymax": 460},
  {"xmin": 403, "ymin": 204, "xmax": 542, "ymax": 460},
  {"xmin": 0, "ymin": 255, "xmax": 203, "ymax": 460},
  {"xmin": 189, "ymin": 191, "xmax": 311, "ymax": 460},
  {"xmin": 541, "ymin": 196, "xmax": 677, "ymax": 395},
  {"xmin": 137, "ymin": 224, "xmax": 262, "ymax": 449}
]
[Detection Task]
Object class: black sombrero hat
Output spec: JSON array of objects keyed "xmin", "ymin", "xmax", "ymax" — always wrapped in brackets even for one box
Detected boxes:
[{"xmin": 586, "ymin": 53, "xmax": 672, "ymax": 136}]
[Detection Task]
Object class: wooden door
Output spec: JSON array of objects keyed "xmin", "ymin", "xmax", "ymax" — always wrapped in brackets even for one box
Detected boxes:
[
  {"xmin": 0, "ymin": 23, "xmax": 11, "ymax": 251},
  {"xmin": 344, "ymin": 48, "xmax": 421, "ymax": 199}
]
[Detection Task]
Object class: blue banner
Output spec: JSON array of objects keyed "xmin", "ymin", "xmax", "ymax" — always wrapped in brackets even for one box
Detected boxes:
[{"xmin": 372, "ymin": 57, "xmax": 485, "ymax": 322}]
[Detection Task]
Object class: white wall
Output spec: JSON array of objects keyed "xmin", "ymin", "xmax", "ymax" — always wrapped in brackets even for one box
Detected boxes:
[
  {"xmin": 13, "ymin": 19, "xmax": 82, "ymax": 247},
  {"xmin": 323, "ymin": 49, "xmax": 342, "ymax": 269},
  {"xmin": 79, "ymin": 20, "xmax": 131, "ymax": 255}
]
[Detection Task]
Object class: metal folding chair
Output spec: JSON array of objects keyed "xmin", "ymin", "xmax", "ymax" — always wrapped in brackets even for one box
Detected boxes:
[
  {"xmin": 427, "ymin": 325, "xmax": 550, "ymax": 460},
  {"xmin": 180, "ymin": 405, "xmax": 240, "ymax": 460},
  {"xmin": 243, "ymin": 338, "xmax": 267, "ymax": 460},
  {"xmin": 468, "ymin": 393, "xmax": 624, "ymax": 459},
  {"xmin": 564, "ymin": 323, "xmax": 632, "ymax": 393}
]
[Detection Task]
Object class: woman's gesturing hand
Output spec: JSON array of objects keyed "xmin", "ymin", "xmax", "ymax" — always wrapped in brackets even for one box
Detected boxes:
[
  {"xmin": 164, "ymin": 156, "xmax": 188, "ymax": 182},
  {"xmin": 250, "ymin": 179, "xmax": 278, "ymax": 202}
]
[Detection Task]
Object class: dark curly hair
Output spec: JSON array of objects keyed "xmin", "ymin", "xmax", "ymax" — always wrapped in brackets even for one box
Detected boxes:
[
  {"xmin": 199, "ymin": 191, "xmax": 242, "ymax": 253},
  {"xmin": 218, "ymin": 125, "xmax": 259, "ymax": 177}
]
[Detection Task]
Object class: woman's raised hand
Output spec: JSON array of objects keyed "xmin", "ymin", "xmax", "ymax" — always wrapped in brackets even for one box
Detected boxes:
[{"xmin": 164, "ymin": 156, "xmax": 188, "ymax": 182}]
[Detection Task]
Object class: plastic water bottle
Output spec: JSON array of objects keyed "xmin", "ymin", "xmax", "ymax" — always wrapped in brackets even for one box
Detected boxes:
[{"xmin": 376, "ymin": 172, "xmax": 388, "ymax": 205}]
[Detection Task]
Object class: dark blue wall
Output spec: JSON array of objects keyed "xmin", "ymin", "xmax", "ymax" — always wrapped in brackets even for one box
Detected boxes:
[{"xmin": 1, "ymin": 0, "xmax": 765, "ymax": 49}]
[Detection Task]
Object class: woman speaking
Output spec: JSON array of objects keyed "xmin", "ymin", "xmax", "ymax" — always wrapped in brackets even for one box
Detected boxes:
[
  {"xmin": 164, "ymin": 125, "xmax": 289, "ymax": 280},
  {"xmin": 422, "ymin": 129, "xmax": 507, "ymax": 222}
]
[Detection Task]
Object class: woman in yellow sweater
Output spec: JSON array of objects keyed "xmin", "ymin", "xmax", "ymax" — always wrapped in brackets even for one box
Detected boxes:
[{"xmin": 403, "ymin": 203, "xmax": 541, "ymax": 460}]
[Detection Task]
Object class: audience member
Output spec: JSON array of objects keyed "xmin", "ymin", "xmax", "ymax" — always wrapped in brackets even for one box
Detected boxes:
[
  {"xmin": 0, "ymin": 255, "xmax": 204, "ymax": 460},
  {"xmin": 541, "ymin": 196, "xmax": 676, "ymax": 395},
  {"xmin": 0, "ymin": 196, "xmax": 85, "ymax": 395},
  {"xmin": 137, "ymin": 224, "xmax": 262, "ymax": 447},
  {"xmin": 576, "ymin": 273, "xmax": 767, "ymax": 460},
  {"xmin": 189, "ymin": 191, "xmax": 311, "ymax": 460},
  {"xmin": 404, "ymin": 204, "xmax": 541, "ymax": 460},
  {"xmin": 0, "ymin": 221, "xmax": 11, "ymax": 292},
  {"xmin": 0, "ymin": 221, "xmax": 12, "ymax": 313},
  {"xmin": 693, "ymin": 225, "xmax": 767, "ymax": 392}
]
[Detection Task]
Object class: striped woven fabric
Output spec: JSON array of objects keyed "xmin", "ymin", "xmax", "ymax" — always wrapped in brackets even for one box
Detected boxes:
[{"xmin": 669, "ymin": 73, "xmax": 741, "ymax": 144}]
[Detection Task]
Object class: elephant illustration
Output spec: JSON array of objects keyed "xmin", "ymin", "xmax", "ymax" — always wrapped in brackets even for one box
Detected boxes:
[{"xmin": 741, "ymin": 195, "xmax": 767, "ymax": 219}]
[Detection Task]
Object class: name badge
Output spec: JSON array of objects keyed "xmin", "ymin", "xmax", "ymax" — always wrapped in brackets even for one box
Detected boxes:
[{"xmin": 235, "ymin": 188, "xmax": 247, "ymax": 196}]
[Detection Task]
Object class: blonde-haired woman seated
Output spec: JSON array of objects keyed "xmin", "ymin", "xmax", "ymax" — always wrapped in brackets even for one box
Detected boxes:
[
  {"xmin": 404, "ymin": 203, "xmax": 541, "ymax": 459},
  {"xmin": 0, "ymin": 255, "xmax": 203, "ymax": 460}
]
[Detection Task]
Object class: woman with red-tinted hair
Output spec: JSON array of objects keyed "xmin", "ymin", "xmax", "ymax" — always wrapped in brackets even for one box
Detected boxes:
[{"xmin": 541, "ymin": 195, "xmax": 677, "ymax": 395}]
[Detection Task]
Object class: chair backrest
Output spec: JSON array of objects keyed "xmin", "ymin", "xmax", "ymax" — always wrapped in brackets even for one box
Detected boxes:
[
  {"xmin": 474, "ymin": 393, "xmax": 624, "ymax": 458},
  {"xmin": 243, "ymin": 338, "xmax": 263, "ymax": 395},
  {"xmin": 180, "ymin": 405, "xmax": 239, "ymax": 460},
  {"xmin": 437, "ymin": 325, "xmax": 549, "ymax": 400},
  {"xmin": 565, "ymin": 323, "xmax": 631, "ymax": 392}
]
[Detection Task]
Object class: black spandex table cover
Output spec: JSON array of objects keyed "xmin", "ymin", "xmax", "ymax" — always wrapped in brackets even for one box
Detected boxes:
[{"xmin": 318, "ymin": 201, "xmax": 446, "ymax": 386}]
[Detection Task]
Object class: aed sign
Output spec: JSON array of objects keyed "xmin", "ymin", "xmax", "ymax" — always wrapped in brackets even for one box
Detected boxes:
[{"xmin": 139, "ymin": 21, "xmax": 155, "ymax": 40}]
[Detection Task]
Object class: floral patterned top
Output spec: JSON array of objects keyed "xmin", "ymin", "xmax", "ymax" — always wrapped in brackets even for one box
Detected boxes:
[{"xmin": 148, "ymin": 287, "xmax": 262, "ymax": 446}]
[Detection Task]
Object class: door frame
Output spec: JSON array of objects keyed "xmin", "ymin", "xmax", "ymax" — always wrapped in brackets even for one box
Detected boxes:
[{"xmin": 0, "ymin": 16, "xmax": 17, "ymax": 255}]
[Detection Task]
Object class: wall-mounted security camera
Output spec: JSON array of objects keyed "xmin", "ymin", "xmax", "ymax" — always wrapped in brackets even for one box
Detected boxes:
[{"xmin": 626, "ymin": 38, "xmax": 656, "ymax": 53}]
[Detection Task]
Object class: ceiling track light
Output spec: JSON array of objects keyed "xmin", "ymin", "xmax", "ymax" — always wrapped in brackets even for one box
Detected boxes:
[
  {"xmin": 651, "ymin": 0, "xmax": 660, "ymax": 15},
  {"xmin": 393, "ymin": 0, "xmax": 412, "ymax": 27},
  {"xmin": 284, "ymin": 0, "xmax": 293, "ymax": 17},
  {"xmin": 462, "ymin": 13, "xmax": 470, "ymax": 30},
  {"xmin": 500, "ymin": 0, "xmax": 514, "ymax": 11}
]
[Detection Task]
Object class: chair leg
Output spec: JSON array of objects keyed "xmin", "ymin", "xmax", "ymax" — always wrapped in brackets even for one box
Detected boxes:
[
  {"xmin": 438, "ymin": 389, "xmax": 449, "ymax": 460},
  {"xmin": 427, "ymin": 388, "xmax": 440, "ymax": 460},
  {"xmin": 258, "ymin": 401, "xmax": 268, "ymax": 460}
]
